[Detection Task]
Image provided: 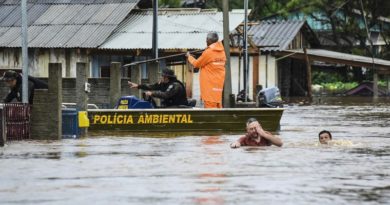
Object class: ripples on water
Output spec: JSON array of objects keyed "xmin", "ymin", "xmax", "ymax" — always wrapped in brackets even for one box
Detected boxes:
[{"xmin": 0, "ymin": 105, "xmax": 389, "ymax": 205}]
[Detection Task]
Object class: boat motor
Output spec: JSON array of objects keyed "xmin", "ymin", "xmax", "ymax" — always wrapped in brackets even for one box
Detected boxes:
[{"xmin": 257, "ymin": 87, "xmax": 283, "ymax": 108}]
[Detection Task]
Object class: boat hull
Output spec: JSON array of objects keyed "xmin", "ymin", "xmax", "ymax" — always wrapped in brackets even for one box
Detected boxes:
[{"xmin": 87, "ymin": 108, "xmax": 284, "ymax": 133}]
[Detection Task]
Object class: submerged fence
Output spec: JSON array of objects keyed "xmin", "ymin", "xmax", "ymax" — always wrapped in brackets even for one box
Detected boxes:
[{"xmin": 0, "ymin": 103, "xmax": 31, "ymax": 145}]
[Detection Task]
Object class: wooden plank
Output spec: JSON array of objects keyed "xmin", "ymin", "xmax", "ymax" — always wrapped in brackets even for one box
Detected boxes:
[{"xmin": 186, "ymin": 61, "xmax": 193, "ymax": 98}]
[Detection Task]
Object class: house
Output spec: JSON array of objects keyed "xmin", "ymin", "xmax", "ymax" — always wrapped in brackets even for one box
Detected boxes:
[
  {"xmin": 0, "ymin": 1, "xmax": 243, "ymax": 80},
  {"xmin": 231, "ymin": 20, "xmax": 390, "ymax": 99},
  {"xmin": 264, "ymin": 9, "xmax": 390, "ymax": 54},
  {"xmin": 0, "ymin": 0, "xmax": 140, "ymax": 77},
  {"xmin": 98, "ymin": 8, "xmax": 245, "ymax": 100},
  {"xmin": 230, "ymin": 20, "xmax": 320, "ymax": 98}
]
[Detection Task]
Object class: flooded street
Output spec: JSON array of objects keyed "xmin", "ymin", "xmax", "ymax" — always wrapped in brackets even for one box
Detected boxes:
[{"xmin": 1, "ymin": 105, "xmax": 390, "ymax": 205}]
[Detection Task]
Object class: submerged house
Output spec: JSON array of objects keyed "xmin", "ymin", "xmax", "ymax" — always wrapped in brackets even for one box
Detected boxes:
[
  {"xmin": 230, "ymin": 20, "xmax": 320, "ymax": 99},
  {"xmin": 231, "ymin": 20, "xmax": 390, "ymax": 99},
  {"xmin": 264, "ymin": 9, "xmax": 390, "ymax": 54}
]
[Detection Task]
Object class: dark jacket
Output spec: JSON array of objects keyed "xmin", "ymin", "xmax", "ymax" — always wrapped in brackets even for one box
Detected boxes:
[
  {"xmin": 4, "ymin": 74, "xmax": 48, "ymax": 104},
  {"xmin": 138, "ymin": 79, "xmax": 188, "ymax": 107}
]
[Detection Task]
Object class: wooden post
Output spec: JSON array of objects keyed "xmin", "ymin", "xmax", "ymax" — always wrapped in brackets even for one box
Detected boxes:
[
  {"xmin": 65, "ymin": 49, "xmax": 71, "ymax": 77},
  {"xmin": 303, "ymin": 48, "xmax": 312, "ymax": 100},
  {"xmin": 110, "ymin": 62, "xmax": 121, "ymax": 108},
  {"xmin": 76, "ymin": 62, "xmax": 88, "ymax": 136},
  {"xmin": 222, "ymin": 0, "xmax": 232, "ymax": 107},
  {"xmin": 373, "ymin": 70, "xmax": 379, "ymax": 101},
  {"xmin": 252, "ymin": 53, "xmax": 259, "ymax": 99},
  {"xmin": 186, "ymin": 61, "xmax": 193, "ymax": 98},
  {"xmin": 48, "ymin": 63, "xmax": 62, "ymax": 140},
  {"xmin": 0, "ymin": 107, "xmax": 5, "ymax": 146},
  {"xmin": 387, "ymin": 75, "xmax": 390, "ymax": 96}
]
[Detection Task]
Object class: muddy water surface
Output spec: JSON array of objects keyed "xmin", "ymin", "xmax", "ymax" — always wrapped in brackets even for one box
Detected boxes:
[{"xmin": 0, "ymin": 105, "xmax": 389, "ymax": 205}]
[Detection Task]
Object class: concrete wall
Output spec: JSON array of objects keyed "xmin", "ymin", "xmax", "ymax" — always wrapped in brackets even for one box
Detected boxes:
[{"xmin": 0, "ymin": 78, "xmax": 133, "ymax": 109}]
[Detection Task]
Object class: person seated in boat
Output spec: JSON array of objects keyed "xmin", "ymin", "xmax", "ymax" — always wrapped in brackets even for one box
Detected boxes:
[
  {"xmin": 230, "ymin": 118, "xmax": 283, "ymax": 148},
  {"xmin": 128, "ymin": 68, "xmax": 188, "ymax": 108},
  {"xmin": 319, "ymin": 130, "xmax": 332, "ymax": 145}
]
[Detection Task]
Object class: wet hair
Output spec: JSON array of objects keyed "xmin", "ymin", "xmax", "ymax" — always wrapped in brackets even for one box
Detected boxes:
[
  {"xmin": 246, "ymin": 118, "xmax": 258, "ymax": 126},
  {"xmin": 206, "ymin": 32, "xmax": 219, "ymax": 44},
  {"xmin": 318, "ymin": 130, "xmax": 332, "ymax": 140}
]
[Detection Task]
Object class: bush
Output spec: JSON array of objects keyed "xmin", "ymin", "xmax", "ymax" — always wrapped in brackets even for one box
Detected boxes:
[{"xmin": 312, "ymin": 71, "xmax": 344, "ymax": 85}]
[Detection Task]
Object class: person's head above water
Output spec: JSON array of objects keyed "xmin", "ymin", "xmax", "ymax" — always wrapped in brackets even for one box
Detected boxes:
[
  {"xmin": 319, "ymin": 130, "xmax": 332, "ymax": 144},
  {"xmin": 230, "ymin": 117, "xmax": 283, "ymax": 148},
  {"xmin": 206, "ymin": 32, "xmax": 219, "ymax": 46},
  {"xmin": 246, "ymin": 118, "xmax": 262, "ymax": 137}
]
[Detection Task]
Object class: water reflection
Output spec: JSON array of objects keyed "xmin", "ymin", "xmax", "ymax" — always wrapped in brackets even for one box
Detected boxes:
[{"xmin": 195, "ymin": 136, "xmax": 226, "ymax": 205}]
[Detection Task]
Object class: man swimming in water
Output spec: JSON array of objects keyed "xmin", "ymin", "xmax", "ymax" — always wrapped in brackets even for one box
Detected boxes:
[
  {"xmin": 230, "ymin": 118, "xmax": 283, "ymax": 148},
  {"xmin": 319, "ymin": 130, "xmax": 332, "ymax": 144}
]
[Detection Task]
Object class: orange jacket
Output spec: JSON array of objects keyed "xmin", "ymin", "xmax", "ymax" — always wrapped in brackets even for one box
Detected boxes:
[{"xmin": 188, "ymin": 41, "xmax": 226, "ymax": 103}]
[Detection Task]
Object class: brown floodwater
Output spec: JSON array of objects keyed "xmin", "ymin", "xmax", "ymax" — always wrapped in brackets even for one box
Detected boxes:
[{"xmin": 0, "ymin": 104, "xmax": 390, "ymax": 205}]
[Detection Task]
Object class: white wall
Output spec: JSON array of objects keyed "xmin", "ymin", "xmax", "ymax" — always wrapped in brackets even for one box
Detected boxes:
[
  {"xmin": 259, "ymin": 55, "xmax": 277, "ymax": 88},
  {"xmin": 230, "ymin": 56, "xmax": 255, "ymax": 99}
]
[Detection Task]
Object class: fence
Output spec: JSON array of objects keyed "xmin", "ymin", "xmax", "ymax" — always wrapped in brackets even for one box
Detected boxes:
[{"xmin": 0, "ymin": 103, "xmax": 31, "ymax": 145}]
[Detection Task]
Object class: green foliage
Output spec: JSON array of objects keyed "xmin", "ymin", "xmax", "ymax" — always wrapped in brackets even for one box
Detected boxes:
[
  {"xmin": 312, "ymin": 71, "xmax": 344, "ymax": 84},
  {"xmin": 321, "ymin": 82, "xmax": 358, "ymax": 92},
  {"xmin": 159, "ymin": 0, "xmax": 181, "ymax": 8}
]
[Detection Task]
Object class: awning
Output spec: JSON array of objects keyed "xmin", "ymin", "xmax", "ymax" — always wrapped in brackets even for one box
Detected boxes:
[{"xmin": 277, "ymin": 49, "xmax": 390, "ymax": 70}]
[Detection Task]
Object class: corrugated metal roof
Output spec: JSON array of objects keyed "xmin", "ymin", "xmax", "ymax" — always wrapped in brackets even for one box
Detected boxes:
[
  {"xmin": 0, "ymin": 27, "xmax": 19, "ymax": 46},
  {"xmin": 248, "ymin": 20, "xmax": 306, "ymax": 52},
  {"xmin": 100, "ymin": 9, "xmax": 245, "ymax": 50},
  {"xmin": 0, "ymin": 5, "xmax": 17, "ymax": 24},
  {"xmin": 0, "ymin": 0, "xmax": 139, "ymax": 48},
  {"xmin": 1, "ymin": 0, "xmax": 139, "ymax": 4}
]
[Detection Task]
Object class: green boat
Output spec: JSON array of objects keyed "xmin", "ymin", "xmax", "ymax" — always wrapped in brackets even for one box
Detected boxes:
[{"xmin": 87, "ymin": 108, "xmax": 284, "ymax": 133}]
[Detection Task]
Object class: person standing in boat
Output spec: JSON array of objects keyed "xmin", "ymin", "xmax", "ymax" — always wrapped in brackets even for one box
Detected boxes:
[
  {"xmin": 128, "ymin": 68, "xmax": 188, "ymax": 108},
  {"xmin": 230, "ymin": 118, "xmax": 283, "ymax": 148},
  {"xmin": 186, "ymin": 32, "xmax": 226, "ymax": 108},
  {"xmin": 2, "ymin": 70, "xmax": 48, "ymax": 105}
]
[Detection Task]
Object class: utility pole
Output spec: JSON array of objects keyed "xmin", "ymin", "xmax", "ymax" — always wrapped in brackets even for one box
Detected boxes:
[
  {"xmin": 152, "ymin": 0, "xmax": 158, "ymax": 59},
  {"xmin": 21, "ymin": 0, "xmax": 29, "ymax": 103},
  {"xmin": 222, "ymin": 0, "xmax": 232, "ymax": 107}
]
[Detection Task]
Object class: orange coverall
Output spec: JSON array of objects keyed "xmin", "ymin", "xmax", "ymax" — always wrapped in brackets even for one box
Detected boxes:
[{"xmin": 188, "ymin": 41, "xmax": 226, "ymax": 108}]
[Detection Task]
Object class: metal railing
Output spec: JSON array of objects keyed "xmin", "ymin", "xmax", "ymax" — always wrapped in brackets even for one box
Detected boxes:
[{"xmin": 0, "ymin": 103, "xmax": 31, "ymax": 145}]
